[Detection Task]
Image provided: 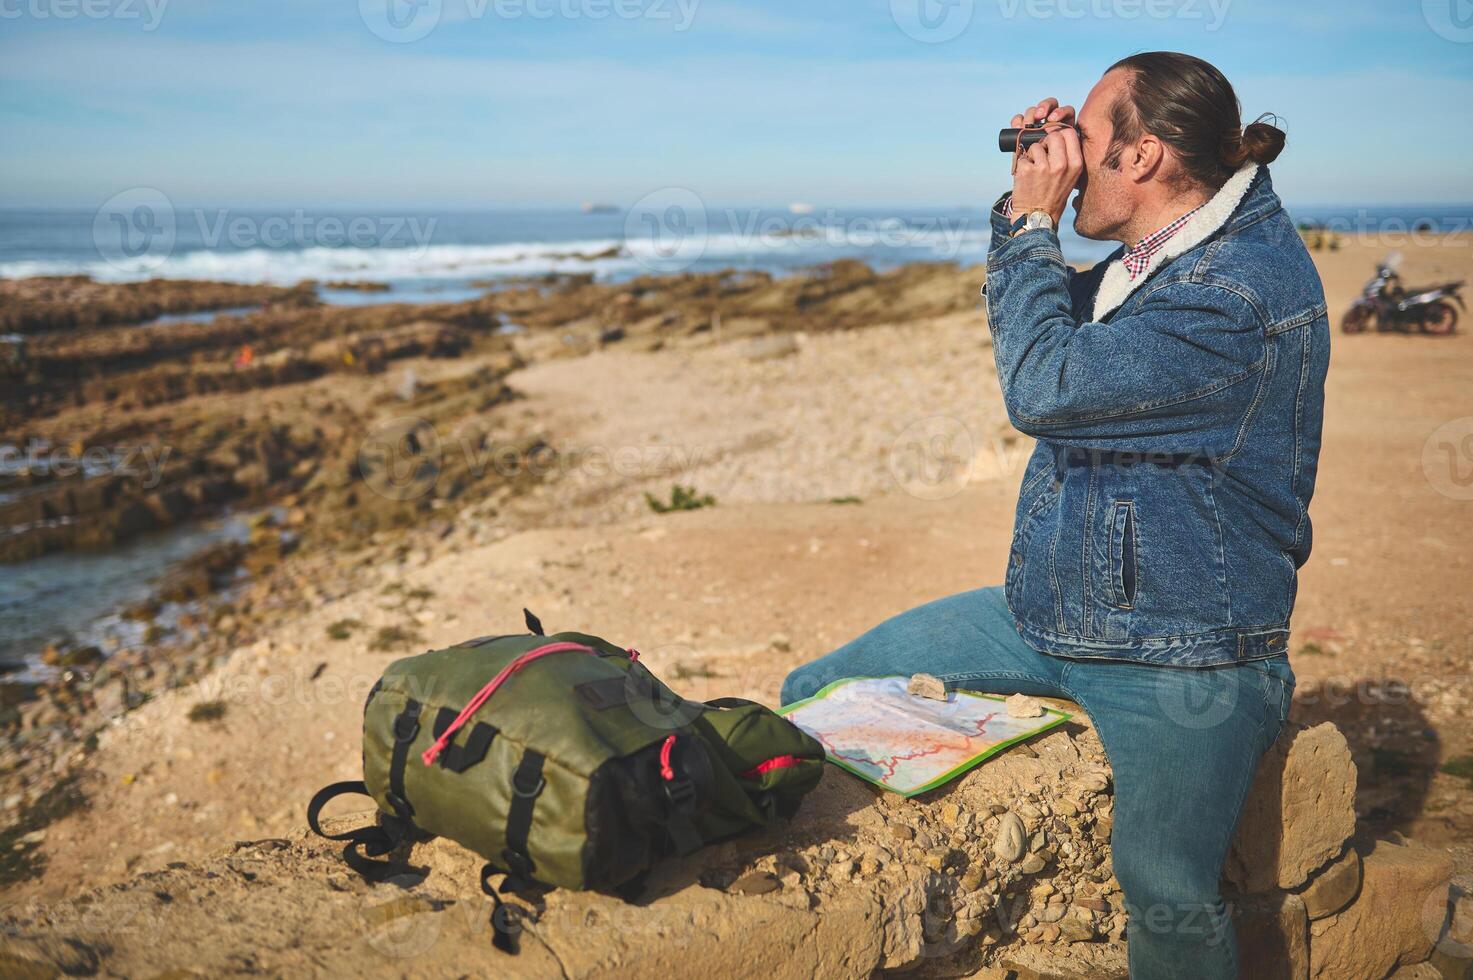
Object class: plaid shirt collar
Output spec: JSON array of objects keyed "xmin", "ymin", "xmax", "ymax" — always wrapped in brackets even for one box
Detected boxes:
[
  {"xmin": 1121, "ymin": 206, "xmax": 1202, "ymax": 279},
  {"xmin": 998, "ymin": 195, "xmax": 1203, "ymax": 281}
]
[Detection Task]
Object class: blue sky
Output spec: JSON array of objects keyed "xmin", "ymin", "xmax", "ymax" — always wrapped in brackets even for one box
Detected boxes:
[{"xmin": 2, "ymin": 0, "xmax": 1471, "ymax": 208}]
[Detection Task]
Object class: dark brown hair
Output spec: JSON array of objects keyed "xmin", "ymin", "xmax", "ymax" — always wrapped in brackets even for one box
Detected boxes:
[{"xmin": 1103, "ymin": 51, "xmax": 1284, "ymax": 189}]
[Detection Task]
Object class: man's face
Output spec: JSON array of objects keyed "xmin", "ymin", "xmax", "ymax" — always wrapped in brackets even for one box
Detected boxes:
[{"xmin": 1071, "ymin": 70, "xmax": 1136, "ymax": 241}]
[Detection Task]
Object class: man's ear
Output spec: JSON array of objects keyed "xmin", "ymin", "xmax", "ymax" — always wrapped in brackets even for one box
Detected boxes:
[{"xmin": 1131, "ymin": 135, "xmax": 1165, "ymax": 183}]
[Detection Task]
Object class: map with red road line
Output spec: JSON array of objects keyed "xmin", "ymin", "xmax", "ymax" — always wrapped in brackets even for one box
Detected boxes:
[{"xmin": 779, "ymin": 676, "xmax": 1070, "ymax": 796}]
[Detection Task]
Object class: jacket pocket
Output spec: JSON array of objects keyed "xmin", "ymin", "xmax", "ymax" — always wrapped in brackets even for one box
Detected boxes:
[
  {"xmin": 1108, "ymin": 500, "xmax": 1137, "ymax": 610},
  {"xmin": 1006, "ymin": 474, "xmax": 1060, "ymax": 616}
]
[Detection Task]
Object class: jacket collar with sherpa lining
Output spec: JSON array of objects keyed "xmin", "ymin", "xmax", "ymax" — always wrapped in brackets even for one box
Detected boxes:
[{"xmin": 1090, "ymin": 162, "xmax": 1261, "ymax": 322}]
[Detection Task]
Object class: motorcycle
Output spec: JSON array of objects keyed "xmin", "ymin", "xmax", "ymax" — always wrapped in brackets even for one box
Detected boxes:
[{"xmin": 1343, "ymin": 253, "xmax": 1465, "ymax": 335}]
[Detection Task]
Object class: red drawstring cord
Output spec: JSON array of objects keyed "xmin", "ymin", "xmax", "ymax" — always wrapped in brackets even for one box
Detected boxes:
[
  {"xmin": 663, "ymin": 735, "xmax": 812, "ymax": 781},
  {"xmin": 421, "ymin": 641, "xmax": 594, "ymax": 766},
  {"xmin": 740, "ymin": 754, "xmax": 805, "ymax": 778}
]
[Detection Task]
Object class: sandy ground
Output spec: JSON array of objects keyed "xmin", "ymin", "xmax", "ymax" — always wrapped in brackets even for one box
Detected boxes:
[{"xmin": 3, "ymin": 235, "xmax": 1471, "ymax": 970}]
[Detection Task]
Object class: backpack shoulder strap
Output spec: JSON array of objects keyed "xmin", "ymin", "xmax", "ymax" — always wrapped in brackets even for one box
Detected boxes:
[
  {"xmin": 501, "ymin": 748, "xmax": 547, "ymax": 883},
  {"xmin": 306, "ymin": 780, "xmax": 412, "ymax": 860}
]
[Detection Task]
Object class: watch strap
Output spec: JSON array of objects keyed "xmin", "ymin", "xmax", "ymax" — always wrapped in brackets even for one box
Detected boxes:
[{"xmin": 1011, "ymin": 209, "xmax": 1055, "ymax": 237}]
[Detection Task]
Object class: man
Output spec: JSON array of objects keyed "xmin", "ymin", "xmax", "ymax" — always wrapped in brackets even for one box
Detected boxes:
[{"xmin": 781, "ymin": 52, "xmax": 1328, "ymax": 978}]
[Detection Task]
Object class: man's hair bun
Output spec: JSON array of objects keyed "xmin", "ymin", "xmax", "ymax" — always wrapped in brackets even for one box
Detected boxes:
[{"xmin": 1222, "ymin": 113, "xmax": 1286, "ymax": 168}]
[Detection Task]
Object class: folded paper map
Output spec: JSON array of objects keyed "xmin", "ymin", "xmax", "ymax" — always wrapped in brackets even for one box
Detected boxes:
[{"xmin": 778, "ymin": 676, "xmax": 1071, "ymax": 796}]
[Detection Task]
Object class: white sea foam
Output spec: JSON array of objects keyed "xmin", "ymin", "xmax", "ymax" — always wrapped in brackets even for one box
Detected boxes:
[
  {"xmin": 0, "ymin": 238, "xmax": 635, "ymax": 284},
  {"xmin": 0, "ymin": 225, "xmax": 1008, "ymax": 285}
]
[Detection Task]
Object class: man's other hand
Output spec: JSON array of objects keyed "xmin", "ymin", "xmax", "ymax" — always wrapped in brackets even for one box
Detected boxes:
[
  {"xmin": 1010, "ymin": 103, "xmax": 1082, "ymax": 231},
  {"xmin": 1010, "ymin": 97, "xmax": 1075, "ymax": 130}
]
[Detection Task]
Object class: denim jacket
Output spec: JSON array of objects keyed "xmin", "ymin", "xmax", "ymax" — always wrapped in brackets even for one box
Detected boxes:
[{"xmin": 984, "ymin": 164, "xmax": 1329, "ymax": 667}]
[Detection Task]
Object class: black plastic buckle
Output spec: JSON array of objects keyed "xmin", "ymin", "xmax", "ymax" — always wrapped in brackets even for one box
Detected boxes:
[
  {"xmin": 663, "ymin": 776, "xmax": 696, "ymax": 813},
  {"xmin": 383, "ymin": 793, "xmax": 413, "ymax": 824},
  {"xmin": 500, "ymin": 848, "xmax": 535, "ymax": 881},
  {"xmin": 492, "ymin": 901, "xmax": 524, "ymax": 954},
  {"xmin": 392, "ymin": 713, "xmax": 420, "ymax": 742},
  {"xmin": 482, "ymin": 865, "xmax": 527, "ymax": 956}
]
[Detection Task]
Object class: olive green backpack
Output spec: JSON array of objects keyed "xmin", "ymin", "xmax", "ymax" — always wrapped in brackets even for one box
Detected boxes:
[{"xmin": 308, "ymin": 611, "xmax": 824, "ymax": 953}]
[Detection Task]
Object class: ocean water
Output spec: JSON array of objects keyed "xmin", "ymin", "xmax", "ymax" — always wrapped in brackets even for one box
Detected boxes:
[
  {"xmin": 0, "ymin": 205, "xmax": 1097, "ymax": 300},
  {"xmin": 0, "ymin": 515, "xmax": 250, "ymax": 674},
  {"xmin": 1, "ymin": 204, "xmax": 1468, "ymax": 300}
]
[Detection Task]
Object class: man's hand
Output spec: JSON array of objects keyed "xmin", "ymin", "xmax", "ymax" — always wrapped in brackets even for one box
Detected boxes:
[
  {"xmin": 1009, "ymin": 98, "xmax": 1082, "ymax": 231},
  {"xmin": 1011, "ymin": 97, "xmax": 1075, "ymax": 131}
]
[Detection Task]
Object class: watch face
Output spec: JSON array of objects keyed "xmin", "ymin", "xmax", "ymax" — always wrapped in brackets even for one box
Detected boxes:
[{"xmin": 1026, "ymin": 211, "xmax": 1051, "ymax": 231}]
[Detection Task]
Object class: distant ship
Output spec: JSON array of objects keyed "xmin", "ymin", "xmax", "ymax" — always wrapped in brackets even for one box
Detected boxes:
[
  {"xmin": 581, "ymin": 202, "xmax": 619, "ymax": 214},
  {"xmin": 788, "ymin": 202, "xmax": 815, "ymax": 215}
]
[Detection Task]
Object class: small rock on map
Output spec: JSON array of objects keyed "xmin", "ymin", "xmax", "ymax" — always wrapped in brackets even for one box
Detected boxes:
[
  {"xmin": 907, "ymin": 673, "xmax": 948, "ymax": 701},
  {"xmin": 1006, "ymin": 693, "xmax": 1044, "ymax": 718}
]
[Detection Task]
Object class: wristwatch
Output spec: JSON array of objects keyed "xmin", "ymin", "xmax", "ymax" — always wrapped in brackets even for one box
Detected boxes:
[{"xmin": 1009, "ymin": 209, "xmax": 1055, "ymax": 237}]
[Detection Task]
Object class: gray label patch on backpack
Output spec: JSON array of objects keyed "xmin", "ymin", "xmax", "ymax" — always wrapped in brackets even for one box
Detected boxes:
[{"xmin": 575, "ymin": 676, "xmax": 635, "ymax": 711}]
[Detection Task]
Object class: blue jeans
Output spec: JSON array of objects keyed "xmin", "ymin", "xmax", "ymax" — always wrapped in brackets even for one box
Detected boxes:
[{"xmin": 779, "ymin": 587, "xmax": 1294, "ymax": 980}]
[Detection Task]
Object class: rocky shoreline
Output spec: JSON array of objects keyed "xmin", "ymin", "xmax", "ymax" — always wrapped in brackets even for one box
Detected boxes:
[
  {"xmin": 0, "ymin": 260, "xmax": 982, "ymax": 882},
  {"xmin": 2, "ymin": 260, "xmax": 973, "ymax": 560}
]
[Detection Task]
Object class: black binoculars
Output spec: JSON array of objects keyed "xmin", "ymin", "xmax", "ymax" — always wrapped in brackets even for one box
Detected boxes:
[{"xmin": 998, "ymin": 121, "xmax": 1075, "ymax": 153}]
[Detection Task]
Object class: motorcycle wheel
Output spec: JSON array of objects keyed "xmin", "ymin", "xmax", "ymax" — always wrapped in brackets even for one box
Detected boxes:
[
  {"xmin": 1341, "ymin": 306, "xmax": 1371, "ymax": 334},
  {"xmin": 1423, "ymin": 302, "xmax": 1458, "ymax": 335}
]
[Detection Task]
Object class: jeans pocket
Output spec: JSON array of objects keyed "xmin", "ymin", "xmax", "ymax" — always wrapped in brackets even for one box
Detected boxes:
[{"xmin": 1245, "ymin": 657, "xmax": 1294, "ymax": 749}]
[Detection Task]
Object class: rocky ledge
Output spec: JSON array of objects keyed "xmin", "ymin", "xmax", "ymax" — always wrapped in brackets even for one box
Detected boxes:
[{"xmin": 1, "ymin": 712, "xmax": 1463, "ymax": 978}]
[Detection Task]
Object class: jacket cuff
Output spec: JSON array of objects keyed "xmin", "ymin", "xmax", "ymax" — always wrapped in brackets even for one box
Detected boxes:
[
  {"xmin": 987, "ymin": 223, "xmax": 1064, "ymax": 270},
  {"xmin": 989, "ymin": 192, "xmax": 1014, "ymax": 247}
]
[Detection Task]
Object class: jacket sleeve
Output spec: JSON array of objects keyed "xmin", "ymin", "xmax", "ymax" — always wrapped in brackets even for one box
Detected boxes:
[
  {"xmin": 987, "ymin": 192, "xmax": 1098, "ymax": 315},
  {"xmin": 983, "ymin": 209, "xmax": 1266, "ymax": 457}
]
